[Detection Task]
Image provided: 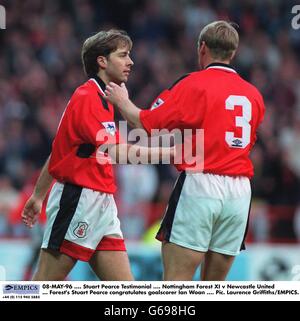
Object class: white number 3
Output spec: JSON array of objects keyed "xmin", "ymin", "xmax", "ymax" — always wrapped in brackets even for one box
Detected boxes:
[{"xmin": 225, "ymin": 95, "xmax": 252, "ymax": 149}]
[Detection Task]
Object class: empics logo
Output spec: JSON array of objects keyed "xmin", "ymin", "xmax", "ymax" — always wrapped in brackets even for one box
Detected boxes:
[
  {"xmin": 0, "ymin": 5, "xmax": 6, "ymax": 29},
  {"xmin": 3, "ymin": 284, "xmax": 40, "ymax": 294}
]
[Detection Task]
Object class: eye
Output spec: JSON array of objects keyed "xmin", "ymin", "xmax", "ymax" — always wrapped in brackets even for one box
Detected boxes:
[{"xmin": 119, "ymin": 52, "xmax": 129, "ymax": 58}]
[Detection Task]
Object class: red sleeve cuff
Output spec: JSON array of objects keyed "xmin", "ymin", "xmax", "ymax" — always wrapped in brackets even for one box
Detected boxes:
[{"xmin": 139, "ymin": 110, "xmax": 152, "ymax": 135}]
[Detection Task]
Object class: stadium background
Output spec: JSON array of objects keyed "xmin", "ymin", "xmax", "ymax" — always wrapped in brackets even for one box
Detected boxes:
[{"xmin": 0, "ymin": 0, "xmax": 300, "ymax": 281}]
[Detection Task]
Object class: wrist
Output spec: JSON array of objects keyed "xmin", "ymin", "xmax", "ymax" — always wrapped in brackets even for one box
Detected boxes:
[
  {"xmin": 32, "ymin": 190, "xmax": 46, "ymax": 201},
  {"xmin": 118, "ymin": 98, "xmax": 130, "ymax": 109}
]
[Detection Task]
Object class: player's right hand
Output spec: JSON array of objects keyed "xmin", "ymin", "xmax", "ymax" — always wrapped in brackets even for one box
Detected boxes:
[
  {"xmin": 21, "ymin": 195, "xmax": 43, "ymax": 228},
  {"xmin": 104, "ymin": 82, "xmax": 129, "ymax": 107}
]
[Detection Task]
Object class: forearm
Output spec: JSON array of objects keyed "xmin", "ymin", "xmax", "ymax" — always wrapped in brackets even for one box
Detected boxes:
[
  {"xmin": 118, "ymin": 99, "xmax": 143, "ymax": 129},
  {"xmin": 133, "ymin": 146, "xmax": 173, "ymax": 163},
  {"xmin": 33, "ymin": 157, "xmax": 53, "ymax": 200},
  {"xmin": 108, "ymin": 144, "xmax": 173, "ymax": 164}
]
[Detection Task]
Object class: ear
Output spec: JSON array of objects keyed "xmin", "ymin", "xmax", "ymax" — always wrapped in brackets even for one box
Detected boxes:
[
  {"xmin": 230, "ymin": 50, "xmax": 236, "ymax": 61},
  {"xmin": 199, "ymin": 41, "xmax": 206, "ymax": 56},
  {"xmin": 97, "ymin": 56, "xmax": 107, "ymax": 69}
]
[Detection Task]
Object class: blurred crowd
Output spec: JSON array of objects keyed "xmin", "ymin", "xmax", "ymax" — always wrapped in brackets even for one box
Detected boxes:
[{"xmin": 0, "ymin": 0, "xmax": 300, "ymax": 242}]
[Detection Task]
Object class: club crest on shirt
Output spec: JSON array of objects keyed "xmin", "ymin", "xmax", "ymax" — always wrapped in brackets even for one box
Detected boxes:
[
  {"xmin": 101, "ymin": 121, "xmax": 116, "ymax": 136},
  {"xmin": 73, "ymin": 222, "xmax": 89, "ymax": 238},
  {"xmin": 151, "ymin": 98, "xmax": 164, "ymax": 110}
]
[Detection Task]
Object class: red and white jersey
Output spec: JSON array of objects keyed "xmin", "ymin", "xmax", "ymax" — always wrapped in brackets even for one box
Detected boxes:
[
  {"xmin": 140, "ymin": 63, "xmax": 265, "ymax": 178},
  {"xmin": 49, "ymin": 76, "xmax": 120, "ymax": 193}
]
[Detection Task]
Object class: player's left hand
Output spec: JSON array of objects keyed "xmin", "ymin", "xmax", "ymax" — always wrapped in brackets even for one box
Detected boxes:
[
  {"xmin": 21, "ymin": 195, "xmax": 43, "ymax": 228},
  {"xmin": 104, "ymin": 82, "xmax": 129, "ymax": 107}
]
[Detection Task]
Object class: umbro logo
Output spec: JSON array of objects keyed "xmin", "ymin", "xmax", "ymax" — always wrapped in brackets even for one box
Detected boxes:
[{"xmin": 231, "ymin": 138, "xmax": 242, "ymax": 147}]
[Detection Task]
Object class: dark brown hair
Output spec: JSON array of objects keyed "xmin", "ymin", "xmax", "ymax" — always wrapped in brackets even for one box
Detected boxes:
[{"xmin": 81, "ymin": 29, "xmax": 132, "ymax": 77}]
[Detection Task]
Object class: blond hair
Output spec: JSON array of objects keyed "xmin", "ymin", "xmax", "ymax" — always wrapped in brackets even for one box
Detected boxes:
[
  {"xmin": 198, "ymin": 21, "xmax": 239, "ymax": 60},
  {"xmin": 81, "ymin": 29, "xmax": 132, "ymax": 77}
]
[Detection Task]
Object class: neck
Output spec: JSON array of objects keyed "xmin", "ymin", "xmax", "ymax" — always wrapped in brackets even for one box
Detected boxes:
[
  {"xmin": 97, "ymin": 71, "xmax": 110, "ymax": 85},
  {"xmin": 97, "ymin": 71, "xmax": 122, "ymax": 86},
  {"xmin": 203, "ymin": 59, "xmax": 231, "ymax": 69}
]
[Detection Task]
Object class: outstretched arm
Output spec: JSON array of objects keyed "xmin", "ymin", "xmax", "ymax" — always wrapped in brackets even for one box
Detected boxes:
[
  {"xmin": 106, "ymin": 144, "xmax": 174, "ymax": 165},
  {"xmin": 104, "ymin": 82, "xmax": 143, "ymax": 129},
  {"xmin": 22, "ymin": 156, "xmax": 53, "ymax": 228}
]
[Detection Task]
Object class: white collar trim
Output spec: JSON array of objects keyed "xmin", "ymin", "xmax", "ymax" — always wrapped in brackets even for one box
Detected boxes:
[
  {"xmin": 89, "ymin": 78, "xmax": 105, "ymax": 94},
  {"xmin": 206, "ymin": 66, "xmax": 237, "ymax": 73}
]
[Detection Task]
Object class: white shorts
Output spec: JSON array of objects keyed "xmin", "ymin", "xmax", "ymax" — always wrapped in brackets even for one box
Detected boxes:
[
  {"xmin": 41, "ymin": 182, "xmax": 125, "ymax": 261},
  {"xmin": 156, "ymin": 172, "xmax": 251, "ymax": 256}
]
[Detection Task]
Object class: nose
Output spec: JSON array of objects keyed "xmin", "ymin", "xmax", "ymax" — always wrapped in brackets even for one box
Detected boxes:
[{"xmin": 128, "ymin": 56, "xmax": 134, "ymax": 66}]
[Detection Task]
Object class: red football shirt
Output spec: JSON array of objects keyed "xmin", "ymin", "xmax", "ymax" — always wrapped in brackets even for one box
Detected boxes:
[
  {"xmin": 140, "ymin": 64, "xmax": 265, "ymax": 178},
  {"xmin": 49, "ymin": 76, "xmax": 120, "ymax": 193}
]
